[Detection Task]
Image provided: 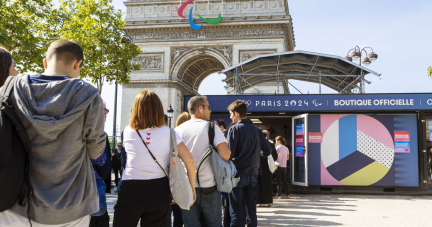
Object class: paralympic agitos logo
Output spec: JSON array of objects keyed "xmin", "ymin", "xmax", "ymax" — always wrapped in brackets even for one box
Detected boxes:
[{"xmin": 178, "ymin": 0, "xmax": 222, "ymax": 30}]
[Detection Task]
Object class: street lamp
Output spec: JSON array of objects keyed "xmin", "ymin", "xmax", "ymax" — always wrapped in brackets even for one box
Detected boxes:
[
  {"xmin": 344, "ymin": 46, "xmax": 378, "ymax": 93},
  {"xmin": 167, "ymin": 104, "xmax": 174, "ymax": 128}
]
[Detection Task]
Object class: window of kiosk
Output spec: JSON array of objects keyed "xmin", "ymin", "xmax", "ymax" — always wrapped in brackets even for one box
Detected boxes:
[{"xmin": 292, "ymin": 114, "xmax": 308, "ymax": 186}]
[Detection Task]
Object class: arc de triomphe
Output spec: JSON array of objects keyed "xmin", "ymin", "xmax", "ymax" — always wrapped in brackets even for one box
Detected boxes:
[{"xmin": 121, "ymin": 0, "xmax": 295, "ymax": 129}]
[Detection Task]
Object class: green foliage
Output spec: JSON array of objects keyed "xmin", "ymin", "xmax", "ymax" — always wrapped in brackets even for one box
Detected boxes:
[
  {"xmin": 0, "ymin": 0, "xmax": 56, "ymax": 73},
  {"xmin": 428, "ymin": 66, "xmax": 432, "ymax": 78},
  {"xmin": 0, "ymin": 0, "xmax": 142, "ymax": 93},
  {"xmin": 58, "ymin": 0, "xmax": 141, "ymax": 93}
]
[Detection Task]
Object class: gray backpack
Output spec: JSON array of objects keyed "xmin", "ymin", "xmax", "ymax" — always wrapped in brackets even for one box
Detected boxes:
[{"xmin": 196, "ymin": 122, "xmax": 239, "ymax": 193}]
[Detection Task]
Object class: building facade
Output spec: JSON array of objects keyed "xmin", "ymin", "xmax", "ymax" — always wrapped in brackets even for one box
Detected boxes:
[{"xmin": 121, "ymin": 0, "xmax": 295, "ymax": 129}]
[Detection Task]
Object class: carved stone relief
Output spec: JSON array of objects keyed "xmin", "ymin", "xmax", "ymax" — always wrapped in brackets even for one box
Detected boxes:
[
  {"xmin": 133, "ymin": 53, "xmax": 164, "ymax": 71},
  {"xmin": 171, "ymin": 46, "xmax": 233, "ymax": 67},
  {"xmin": 239, "ymin": 49, "xmax": 278, "ymax": 62},
  {"xmin": 130, "ymin": 28, "xmax": 284, "ymax": 42}
]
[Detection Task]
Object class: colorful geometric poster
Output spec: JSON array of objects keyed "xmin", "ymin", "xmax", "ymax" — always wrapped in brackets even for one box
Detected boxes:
[
  {"xmin": 295, "ymin": 135, "xmax": 304, "ymax": 146},
  {"xmin": 295, "ymin": 146, "xmax": 304, "ymax": 157},
  {"xmin": 309, "ymin": 114, "xmax": 419, "ymax": 187},
  {"xmin": 394, "ymin": 131, "xmax": 410, "ymax": 142},
  {"xmin": 309, "ymin": 132, "xmax": 323, "ymax": 143},
  {"xmin": 296, "ymin": 124, "xmax": 304, "ymax": 135},
  {"xmin": 395, "ymin": 142, "xmax": 410, "ymax": 153}
]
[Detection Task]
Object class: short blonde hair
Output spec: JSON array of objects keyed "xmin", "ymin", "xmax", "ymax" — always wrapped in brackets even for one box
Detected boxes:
[
  {"xmin": 176, "ymin": 112, "xmax": 191, "ymax": 127},
  {"xmin": 129, "ymin": 90, "xmax": 166, "ymax": 130}
]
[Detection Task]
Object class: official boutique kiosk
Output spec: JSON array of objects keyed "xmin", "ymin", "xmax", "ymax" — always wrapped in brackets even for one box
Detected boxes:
[{"xmin": 184, "ymin": 94, "xmax": 432, "ymax": 193}]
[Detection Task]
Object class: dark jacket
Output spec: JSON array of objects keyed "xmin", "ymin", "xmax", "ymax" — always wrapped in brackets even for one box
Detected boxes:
[
  {"xmin": 120, "ymin": 131, "xmax": 127, "ymax": 169},
  {"xmin": 227, "ymin": 119, "xmax": 272, "ymax": 175},
  {"xmin": 261, "ymin": 140, "xmax": 278, "ymax": 161},
  {"xmin": 93, "ymin": 137, "xmax": 111, "ymax": 180},
  {"xmin": 111, "ymin": 148, "xmax": 122, "ymax": 169}
]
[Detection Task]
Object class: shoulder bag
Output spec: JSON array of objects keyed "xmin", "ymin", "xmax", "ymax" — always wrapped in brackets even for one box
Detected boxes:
[{"xmin": 136, "ymin": 129, "xmax": 193, "ymax": 210}]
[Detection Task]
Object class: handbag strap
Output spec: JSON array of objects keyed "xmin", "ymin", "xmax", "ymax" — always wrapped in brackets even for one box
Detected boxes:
[
  {"xmin": 169, "ymin": 128, "xmax": 178, "ymax": 158},
  {"xmin": 136, "ymin": 130, "xmax": 168, "ymax": 178}
]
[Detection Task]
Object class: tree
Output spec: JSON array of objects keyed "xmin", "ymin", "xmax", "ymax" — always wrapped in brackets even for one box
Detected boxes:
[
  {"xmin": 428, "ymin": 66, "xmax": 432, "ymax": 78},
  {"xmin": 0, "ymin": 0, "xmax": 57, "ymax": 73},
  {"xmin": 58, "ymin": 0, "xmax": 141, "ymax": 93},
  {"xmin": 1, "ymin": 0, "xmax": 142, "ymax": 93}
]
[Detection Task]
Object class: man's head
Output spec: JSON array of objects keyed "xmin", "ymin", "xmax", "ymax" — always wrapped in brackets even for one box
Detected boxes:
[
  {"xmin": 215, "ymin": 119, "xmax": 226, "ymax": 131},
  {"xmin": 262, "ymin": 130, "xmax": 270, "ymax": 140},
  {"xmin": 44, "ymin": 39, "xmax": 84, "ymax": 78},
  {"xmin": 117, "ymin": 143, "xmax": 121, "ymax": 149},
  {"xmin": 227, "ymin": 100, "xmax": 247, "ymax": 124},
  {"xmin": 188, "ymin": 96, "xmax": 211, "ymax": 121},
  {"xmin": 269, "ymin": 134, "xmax": 275, "ymax": 142}
]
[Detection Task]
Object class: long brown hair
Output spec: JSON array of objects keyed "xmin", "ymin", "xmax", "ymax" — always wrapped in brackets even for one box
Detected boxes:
[
  {"xmin": 0, "ymin": 47, "xmax": 12, "ymax": 87},
  {"xmin": 176, "ymin": 111, "xmax": 191, "ymax": 127},
  {"xmin": 275, "ymin": 136, "xmax": 286, "ymax": 145},
  {"xmin": 129, "ymin": 90, "xmax": 166, "ymax": 130}
]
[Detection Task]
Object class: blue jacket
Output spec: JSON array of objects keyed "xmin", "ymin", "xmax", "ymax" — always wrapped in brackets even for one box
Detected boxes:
[{"xmin": 227, "ymin": 119, "xmax": 272, "ymax": 175}]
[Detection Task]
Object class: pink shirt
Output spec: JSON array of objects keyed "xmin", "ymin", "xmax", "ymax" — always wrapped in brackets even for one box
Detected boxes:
[{"xmin": 276, "ymin": 145, "xmax": 289, "ymax": 168}]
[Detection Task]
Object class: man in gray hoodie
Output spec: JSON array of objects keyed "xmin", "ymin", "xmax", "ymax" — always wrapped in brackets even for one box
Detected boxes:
[{"xmin": 0, "ymin": 39, "xmax": 106, "ymax": 226}]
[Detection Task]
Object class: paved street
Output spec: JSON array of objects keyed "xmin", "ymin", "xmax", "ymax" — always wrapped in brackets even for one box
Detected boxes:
[{"xmin": 106, "ymin": 192, "xmax": 432, "ymax": 227}]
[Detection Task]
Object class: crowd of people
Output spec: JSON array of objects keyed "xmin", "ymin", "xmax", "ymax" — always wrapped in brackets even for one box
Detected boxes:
[{"xmin": 0, "ymin": 39, "xmax": 291, "ymax": 227}]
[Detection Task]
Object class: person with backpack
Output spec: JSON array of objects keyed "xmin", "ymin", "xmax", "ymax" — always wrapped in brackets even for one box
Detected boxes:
[
  {"xmin": 175, "ymin": 96, "xmax": 231, "ymax": 227},
  {"xmin": 0, "ymin": 46, "xmax": 19, "ymax": 87},
  {"xmin": 226, "ymin": 100, "xmax": 272, "ymax": 227},
  {"xmin": 113, "ymin": 90, "xmax": 196, "ymax": 227},
  {"xmin": 0, "ymin": 39, "xmax": 106, "ymax": 226}
]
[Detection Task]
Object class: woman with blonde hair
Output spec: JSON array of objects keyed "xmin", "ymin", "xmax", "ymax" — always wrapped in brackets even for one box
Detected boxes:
[
  {"xmin": 176, "ymin": 111, "xmax": 191, "ymax": 127},
  {"xmin": 275, "ymin": 136, "xmax": 290, "ymax": 199},
  {"xmin": 113, "ymin": 90, "xmax": 196, "ymax": 227}
]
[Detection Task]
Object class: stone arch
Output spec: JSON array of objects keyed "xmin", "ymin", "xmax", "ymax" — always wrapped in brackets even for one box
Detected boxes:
[{"xmin": 170, "ymin": 47, "xmax": 231, "ymax": 93}]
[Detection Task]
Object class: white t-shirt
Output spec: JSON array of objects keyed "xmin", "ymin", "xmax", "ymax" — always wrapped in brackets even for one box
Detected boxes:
[
  {"xmin": 122, "ymin": 125, "xmax": 183, "ymax": 180},
  {"xmin": 175, "ymin": 119, "xmax": 227, "ymax": 188}
]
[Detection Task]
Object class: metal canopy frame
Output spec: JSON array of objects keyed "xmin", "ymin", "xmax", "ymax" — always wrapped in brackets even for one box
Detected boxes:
[{"xmin": 218, "ymin": 50, "xmax": 381, "ymax": 95}]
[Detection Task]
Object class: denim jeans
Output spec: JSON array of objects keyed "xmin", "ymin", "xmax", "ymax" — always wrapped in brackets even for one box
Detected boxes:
[
  {"xmin": 181, "ymin": 186, "xmax": 222, "ymax": 227},
  {"xmin": 228, "ymin": 174, "xmax": 258, "ymax": 227}
]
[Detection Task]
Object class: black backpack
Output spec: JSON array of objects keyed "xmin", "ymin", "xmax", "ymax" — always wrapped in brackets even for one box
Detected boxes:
[{"xmin": 0, "ymin": 76, "xmax": 32, "ymax": 212}]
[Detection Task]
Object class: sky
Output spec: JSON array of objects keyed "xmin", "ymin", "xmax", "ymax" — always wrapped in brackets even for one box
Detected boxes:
[{"xmin": 98, "ymin": 0, "xmax": 432, "ymax": 137}]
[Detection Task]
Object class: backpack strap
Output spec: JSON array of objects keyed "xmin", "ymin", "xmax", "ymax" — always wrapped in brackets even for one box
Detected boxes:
[
  {"xmin": 195, "ymin": 122, "xmax": 217, "ymax": 198},
  {"xmin": 208, "ymin": 121, "xmax": 215, "ymax": 147},
  {"xmin": 0, "ymin": 76, "xmax": 18, "ymax": 104}
]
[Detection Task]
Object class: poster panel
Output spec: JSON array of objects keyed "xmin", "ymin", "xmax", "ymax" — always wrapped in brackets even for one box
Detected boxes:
[{"xmin": 307, "ymin": 114, "xmax": 419, "ymax": 187}]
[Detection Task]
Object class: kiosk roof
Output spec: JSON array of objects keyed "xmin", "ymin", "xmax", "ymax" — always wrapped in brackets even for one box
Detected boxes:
[{"xmin": 220, "ymin": 50, "xmax": 381, "ymax": 93}]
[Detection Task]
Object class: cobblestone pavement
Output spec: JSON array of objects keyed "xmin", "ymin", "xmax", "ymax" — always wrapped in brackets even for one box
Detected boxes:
[{"xmin": 106, "ymin": 193, "xmax": 432, "ymax": 227}]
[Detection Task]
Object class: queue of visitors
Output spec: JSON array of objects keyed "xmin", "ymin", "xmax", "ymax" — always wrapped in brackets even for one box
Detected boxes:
[{"xmin": 0, "ymin": 39, "xmax": 291, "ymax": 227}]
